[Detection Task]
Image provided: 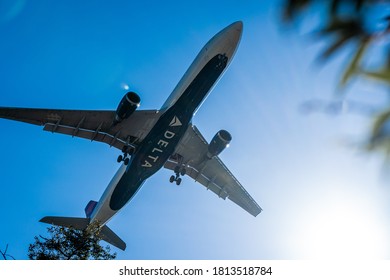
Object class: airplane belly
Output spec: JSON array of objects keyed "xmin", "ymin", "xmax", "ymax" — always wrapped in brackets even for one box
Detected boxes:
[
  {"xmin": 109, "ymin": 52, "xmax": 229, "ymax": 211},
  {"xmin": 109, "ymin": 168, "xmax": 146, "ymax": 211},
  {"xmin": 89, "ymin": 164, "xmax": 127, "ymax": 225},
  {"xmin": 109, "ymin": 118, "xmax": 191, "ymax": 211}
]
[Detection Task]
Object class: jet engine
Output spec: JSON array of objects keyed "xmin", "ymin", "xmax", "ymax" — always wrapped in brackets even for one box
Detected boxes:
[
  {"xmin": 207, "ymin": 130, "xmax": 232, "ymax": 159},
  {"xmin": 114, "ymin": 91, "xmax": 141, "ymax": 124}
]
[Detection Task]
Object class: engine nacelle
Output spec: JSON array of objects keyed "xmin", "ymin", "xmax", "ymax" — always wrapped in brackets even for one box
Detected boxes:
[
  {"xmin": 114, "ymin": 91, "xmax": 141, "ymax": 124},
  {"xmin": 207, "ymin": 130, "xmax": 232, "ymax": 159}
]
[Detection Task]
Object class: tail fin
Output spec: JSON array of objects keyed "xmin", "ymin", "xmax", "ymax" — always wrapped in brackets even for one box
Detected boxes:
[
  {"xmin": 84, "ymin": 200, "xmax": 98, "ymax": 218},
  {"xmin": 40, "ymin": 216, "xmax": 126, "ymax": 251}
]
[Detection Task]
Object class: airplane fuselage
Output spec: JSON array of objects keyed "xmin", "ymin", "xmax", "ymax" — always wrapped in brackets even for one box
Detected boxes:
[
  {"xmin": 90, "ymin": 21, "xmax": 242, "ymax": 227},
  {"xmin": 110, "ymin": 53, "xmax": 228, "ymax": 211}
]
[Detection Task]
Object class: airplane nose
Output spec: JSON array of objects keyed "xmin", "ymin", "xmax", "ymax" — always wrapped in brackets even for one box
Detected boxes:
[
  {"xmin": 219, "ymin": 21, "xmax": 243, "ymax": 59},
  {"xmin": 224, "ymin": 21, "xmax": 243, "ymax": 40},
  {"xmin": 199, "ymin": 21, "xmax": 244, "ymax": 68},
  {"xmin": 222, "ymin": 21, "xmax": 243, "ymax": 48},
  {"xmin": 231, "ymin": 21, "xmax": 243, "ymax": 34}
]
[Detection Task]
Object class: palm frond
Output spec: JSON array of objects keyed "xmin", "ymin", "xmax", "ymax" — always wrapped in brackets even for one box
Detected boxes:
[
  {"xmin": 339, "ymin": 37, "xmax": 371, "ymax": 87},
  {"xmin": 361, "ymin": 69, "xmax": 390, "ymax": 84},
  {"xmin": 316, "ymin": 17, "xmax": 366, "ymax": 61},
  {"xmin": 282, "ymin": 0, "xmax": 313, "ymax": 22}
]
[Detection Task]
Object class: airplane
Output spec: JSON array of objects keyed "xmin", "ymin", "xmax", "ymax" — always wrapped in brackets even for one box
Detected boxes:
[{"xmin": 0, "ymin": 21, "xmax": 262, "ymax": 250}]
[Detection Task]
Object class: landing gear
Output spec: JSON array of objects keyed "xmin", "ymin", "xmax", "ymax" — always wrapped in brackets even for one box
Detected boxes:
[
  {"xmin": 117, "ymin": 154, "xmax": 130, "ymax": 165},
  {"xmin": 169, "ymin": 166, "xmax": 186, "ymax": 186},
  {"xmin": 174, "ymin": 166, "xmax": 186, "ymax": 176},
  {"xmin": 117, "ymin": 145, "xmax": 134, "ymax": 166}
]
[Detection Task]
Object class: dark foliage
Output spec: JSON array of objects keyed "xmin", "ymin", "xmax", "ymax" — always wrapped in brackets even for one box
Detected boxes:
[{"xmin": 28, "ymin": 223, "xmax": 116, "ymax": 260}]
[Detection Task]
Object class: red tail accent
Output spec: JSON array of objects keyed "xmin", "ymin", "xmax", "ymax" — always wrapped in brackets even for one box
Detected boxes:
[{"xmin": 84, "ymin": 200, "xmax": 97, "ymax": 218}]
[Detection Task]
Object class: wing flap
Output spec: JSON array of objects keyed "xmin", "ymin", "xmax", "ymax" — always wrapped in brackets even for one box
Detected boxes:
[
  {"xmin": 0, "ymin": 107, "xmax": 160, "ymax": 151},
  {"xmin": 43, "ymin": 123, "xmax": 126, "ymax": 150}
]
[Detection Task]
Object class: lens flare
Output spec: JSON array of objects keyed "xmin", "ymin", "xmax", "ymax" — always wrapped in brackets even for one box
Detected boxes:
[{"xmin": 121, "ymin": 83, "xmax": 129, "ymax": 91}]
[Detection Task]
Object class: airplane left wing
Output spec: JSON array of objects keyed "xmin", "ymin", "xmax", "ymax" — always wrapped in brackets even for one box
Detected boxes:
[
  {"xmin": 0, "ymin": 107, "xmax": 160, "ymax": 151},
  {"xmin": 164, "ymin": 125, "xmax": 262, "ymax": 217}
]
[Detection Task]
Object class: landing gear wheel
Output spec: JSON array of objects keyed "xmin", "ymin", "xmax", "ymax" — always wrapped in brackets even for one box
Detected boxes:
[
  {"xmin": 117, "ymin": 155, "xmax": 123, "ymax": 163},
  {"xmin": 124, "ymin": 157, "xmax": 130, "ymax": 165},
  {"xmin": 180, "ymin": 168, "xmax": 186, "ymax": 176},
  {"xmin": 176, "ymin": 177, "xmax": 182, "ymax": 186},
  {"xmin": 169, "ymin": 175, "xmax": 175, "ymax": 183}
]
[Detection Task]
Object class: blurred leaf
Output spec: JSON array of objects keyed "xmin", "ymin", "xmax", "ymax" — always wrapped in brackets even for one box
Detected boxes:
[
  {"xmin": 280, "ymin": 0, "xmax": 390, "ymax": 159},
  {"xmin": 354, "ymin": 0, "xmax": 365, "ymax": 11},
  {"xmin": 330, "ymin": 0, "xmax": 340, "ymax": 15},
  {"xmin": 369, "ymin": 109, "xmax": 390, "ymax": 151},
  {"xmin": 317, "ymin": 17, "xmax": 367, "ymax": 61},
  {"xmin": 360, "ymin": 47, "xmax": 390, "ymax": 85},
  {"xmin": 330, "ymin": 0, "xmax": 366, "ymax": 15},
  {"xmin": 339, "ymin": 37, "xmax": 371, "ymax": 87},
  {"xmin": 361, "ymin": 68, "xmax": 390, "ymax": 84},
  {"xmin": 282, "ymin": 0, "xmax": 312, "ymax": 22},
  {"xmin": 385, "ymin": 15, "xmax": 390, "ymax": 33},
  {"xmin": 319, "ymin": 33, "xmax": 354, "ymax": 59}
]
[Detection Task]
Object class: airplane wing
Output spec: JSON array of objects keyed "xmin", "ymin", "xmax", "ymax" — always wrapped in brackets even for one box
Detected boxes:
[
  {"xmin": 0, "ymin": 107, "xmax": 160, "ymax": 151},
  {"xmin": 164, "ymin": 125, "xmax": 262, "ymax": 217}
]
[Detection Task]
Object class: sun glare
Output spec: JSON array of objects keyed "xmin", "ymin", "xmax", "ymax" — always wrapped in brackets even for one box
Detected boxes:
[
  {"xmin": 298, "ymin": 190, "xmax": 388, "ymax": 259},
  {"xmin": 121, "ymin": 83, "xmax": 130, "ymax": 90}
]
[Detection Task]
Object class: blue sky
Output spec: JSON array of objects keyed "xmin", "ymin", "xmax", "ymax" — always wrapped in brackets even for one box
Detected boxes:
[{"xmin": 1, "ymin": 0, "xmax": 390, "ymax": 260}]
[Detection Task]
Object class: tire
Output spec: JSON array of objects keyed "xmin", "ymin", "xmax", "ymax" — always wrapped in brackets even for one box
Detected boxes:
[
  {"xmin": 169, "ymin": 175, "xmax": 175, "ymax": 183},
  {"xmin": 176, "ymin": 178, "xmax": 182, "ymax": 186},
  {"xmin": 117, "ymin": 155, "xmax": 123, "ymax": 163},
  {"xmin": 180, "ymin": 168, "xmax": 186, "ymax": 176},
  {"xmin": 124, "ymin": 157, "xmax": 130, "ymax": 165}
]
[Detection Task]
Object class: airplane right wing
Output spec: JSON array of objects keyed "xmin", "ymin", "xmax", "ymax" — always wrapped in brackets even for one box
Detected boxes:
[
  {"xmin": 164, "ymin": 125, "xmax": 262, "ymax": 217},
  {"xmin": 0, "ymin": 107, "xmax": 161, "ymax": 151}
]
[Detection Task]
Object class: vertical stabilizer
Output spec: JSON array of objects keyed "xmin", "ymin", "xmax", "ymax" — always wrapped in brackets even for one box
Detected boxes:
[{"xmin": 85, "ymin": 200, "xmax": 98, "ymax": 218}]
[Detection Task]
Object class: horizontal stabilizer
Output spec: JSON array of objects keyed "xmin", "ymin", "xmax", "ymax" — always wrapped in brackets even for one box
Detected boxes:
[
  {"xmin": 100, "ymin": 225, "xmax": 126, "ymax": 251},
  {"xmin": 40, "ymin": 216, "xmax": 126, "ymax": 251},
  {"xmin": 40, "ymin": 216, "xmax": 90, "ymax": 230}
]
